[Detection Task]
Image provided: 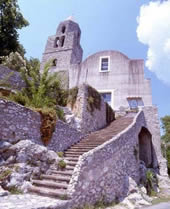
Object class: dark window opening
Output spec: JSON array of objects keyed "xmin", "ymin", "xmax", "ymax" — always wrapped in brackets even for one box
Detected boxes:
[
  {"xmin": 61, "ymin": 26, "xmax": 66, "ymax": 33},
  {"xmin": 61, "ymin": 36, "xmax": 65, "ymax": 47},
  {"xmin": 55, "ymin": 37, "xmax": 60, "ymax": 48},
  {"xmin": 139, "ymin": 127, "xmax": 153, "ymax": 168},
  {"xmin": 101, "ymin": 58, "xmax": 109, "ymax": 71},
  {"xmin": 52, "ymin": 59, "xmax": 57, "ymax": 67},
  {"xmin": 127, "ymin": 98, "xmax": 144, "ymax": 109},
  {"xmin": 101, "ymin": 92, "xmax": 111, "ymax": 106}
]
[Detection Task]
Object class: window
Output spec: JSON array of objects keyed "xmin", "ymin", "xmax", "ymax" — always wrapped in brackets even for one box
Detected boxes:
[
  {"xmin": 100, "ymin": 92, "xmax": 111, "ymax": 106},
  {"xmin": 52, "ymin": 59, "xmax": 57, "ymax": 67},
  {"xmin": 127, "ymin": 98, "xmax": 144, "ymax": 109},
  {"xmin": 99, "ymin": 56, "xmax": 110, "ymax": 72},
  {"xmin": 61, "ymin": 26, "xmax": 66, "ymax": 33},
  {"xmin": 61, "ymin": 36, "xmax": 65, "ymax": 47},
  {"xmin": 54, "ymin": 37, "xmax": 60, "ymax": 48}
]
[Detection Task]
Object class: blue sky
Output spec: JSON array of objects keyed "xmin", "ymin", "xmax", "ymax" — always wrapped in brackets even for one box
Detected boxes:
[{"xmin": 18, "ymin": 0, "xmax": 170, "ymax": 122}]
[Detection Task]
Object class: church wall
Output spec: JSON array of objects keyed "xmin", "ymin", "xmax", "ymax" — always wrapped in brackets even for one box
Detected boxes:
[{"xmin": 76, "ymin": 51, "xmax": 152, "ymax": 110}]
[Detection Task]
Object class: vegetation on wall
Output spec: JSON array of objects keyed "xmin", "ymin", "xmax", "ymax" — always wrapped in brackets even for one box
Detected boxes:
[
  {"xmin": 87, "ymin": 85, "xmax": 101, "ymax": 113},
  {"xmin": 67, "ymin": 86, "xmax": 78, "ymax": 108},
  {"xmin": 7, "ymin": 61, "xmax": 67, "ymax": 145},
  {"xmin": 106, "ymin": 103, "xmax": 115, "ymax": 124},
  {"xmin": 0, "ymin": 0, "xmax": 29, "ymax": 58},
  {"xmin": 161, "ymin": 115, "xmax": 170, "ymax": 175}
]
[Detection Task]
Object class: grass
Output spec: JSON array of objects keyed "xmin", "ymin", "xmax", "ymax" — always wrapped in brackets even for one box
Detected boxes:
[
  {"xmin": 8, "ymin": 186, "xmax": 23, "ymax": 195},
  {"xmin": 152, "ymin": 196, "xmax": 170, "ymax": 205},
  {"xmin": 0, "ymin": 169, "xmax": 12, "ymax": 181}
]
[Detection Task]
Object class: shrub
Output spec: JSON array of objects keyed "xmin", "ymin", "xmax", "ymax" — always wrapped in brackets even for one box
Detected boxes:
[
  {"xmin": 57, "ymin": 152, "xmax": 64, "ymax": 158},
  {"xmin": 0, "ymin": 52, "xmax": 27, "ymax": 72},
  {"xmin": 67, "ymin": 87, "xmax": 78, "ymax": 108},
  {"xmin": 0, "ymin": 169, "xmax": 12, "ymax": 181},
  {"xmin": 87, "ymin": 85, "xmax": 101, "ymax": 113},
  {"xmin": 8, "ymin": 186, "xmax": 23, "ymax": 195},
  {"xmin": 58, "ymin": 160, "xmax": 67, "ymax": 169}
]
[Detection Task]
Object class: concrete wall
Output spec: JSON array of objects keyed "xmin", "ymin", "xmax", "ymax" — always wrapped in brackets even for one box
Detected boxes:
[
  {"xmin": 73, "ymin": 50, "xmax": 152, "ymax": 110},
  {"xmin": 0, "ymin": 99, "xmax": 83, "ymax": 152},
  {"xmin": 67, "ymin": 107, "xmax": 164, "ymax": 206}
]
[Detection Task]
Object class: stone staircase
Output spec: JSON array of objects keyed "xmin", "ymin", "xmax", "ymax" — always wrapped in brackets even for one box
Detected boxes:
[{"xmin": 29, "ymin": 115, "xmax": 134, "ymax": 199}]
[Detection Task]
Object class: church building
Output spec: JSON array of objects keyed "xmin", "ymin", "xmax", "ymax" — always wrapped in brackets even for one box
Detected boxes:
[{"xmin": 41, "ymin": 18, "xmax": 152, "ymax": 111}]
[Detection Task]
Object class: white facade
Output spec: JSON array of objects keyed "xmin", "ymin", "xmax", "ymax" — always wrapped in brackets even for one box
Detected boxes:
[{"xmin": 71, "ymin": 50, "xmax": 152, "ymax": 110}]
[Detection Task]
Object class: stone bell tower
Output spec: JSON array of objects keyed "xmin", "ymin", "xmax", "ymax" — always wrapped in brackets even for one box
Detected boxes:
[{"xmin": 41, "ymin": 17, "xmax": 83, "ymax": 82}]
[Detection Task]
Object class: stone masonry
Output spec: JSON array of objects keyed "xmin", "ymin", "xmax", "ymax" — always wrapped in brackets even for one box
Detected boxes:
[
  {"xmin": 66, "ymin": 107, "xmax": 165, "ymax": 207},
  {"xmin": 0, "ymin": 98, "xmax": 83, "ymax": 152}
]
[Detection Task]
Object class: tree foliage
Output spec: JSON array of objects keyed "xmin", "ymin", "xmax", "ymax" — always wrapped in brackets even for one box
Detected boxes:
[
  {"xmin": 10, "ymin": 61, "xmax": 67, "ymax": 109},
  {"xmin": 0, "ymin": 0, "xmax": 29, "ymax": 57},
  {"xmin": 161, "ymin": 115, "xmax": 170, "ymax": 175},
  {"xmin": 161, "ymin": 115, "xmax": 170, "ymax": 143}
]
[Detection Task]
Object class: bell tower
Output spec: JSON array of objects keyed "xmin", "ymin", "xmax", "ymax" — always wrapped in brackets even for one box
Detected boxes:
[{"xmin": 41, "ymin": 17, "xmax": 83, "ymax": 77}]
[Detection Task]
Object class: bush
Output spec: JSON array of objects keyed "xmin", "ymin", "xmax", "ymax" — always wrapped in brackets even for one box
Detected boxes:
[{"xmin": 58, "ymin": 160, "xmax": 67, "ymax": 169}]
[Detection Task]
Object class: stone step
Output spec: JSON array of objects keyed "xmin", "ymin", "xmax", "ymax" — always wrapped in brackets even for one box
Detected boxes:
[
  {"xmin": 76, "ymin": 142, "xmax": 103, "ymax": 146},
  {"xmin": 65, "ymin": 151, "xmax": 85, "ymax": 155},
  {"xmin": 64, "ymin": 153, "xmax": 81, "ymax": 158},
  {"xmin": 72, "ymin": 145, "xmax": 96, "ymax": 149},
  {"xmin": 41, "ymin": 174, "xmax": 71, "ymax": 183},
  {"xmin": 65, "ymin": 165, "xmax": 75, "ymax": 170},
  {"xmin": 65, "ymin": 157, "xmax": 79, "ymax": 162},
  {"xmin": 50, "ymin": 170, "xmax": 73, "ymax": 176},
  {"xmin": 29, "ymin": 185, "xmax": 67, "ymax": 199},
  {"xmin": 67, "ymin": 147, "xmax": 92, "ymax": 150},
  {"xmin": 67, "ymin": 161, "xmax": 77, "ymax": 166},
  {"xmin": 32, "ymin": 180, "xmax": 68, "ymax": 189},
  {"xmin": 66, "ymin": 148, "xmax": 92, "ymax": 152}
]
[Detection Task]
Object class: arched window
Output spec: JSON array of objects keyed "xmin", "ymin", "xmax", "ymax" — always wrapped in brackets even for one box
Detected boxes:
[
  {"xmin": 52, "ymin": 59, "xmax": 57, "ymax": 67},
  {"xmin": 55, "ymin": 37, "xmax": 60, "ymax": 48},
  {"xmin": 61, "ymin": 36, "xmax": 65, "ymax": 47},
  {"xmin": 61, "ymin": 26, "xmax": 66, "ymax": 33},
  {"xmin": 138, "ymin": 127, "xmax": 153, "ymax": 168}
]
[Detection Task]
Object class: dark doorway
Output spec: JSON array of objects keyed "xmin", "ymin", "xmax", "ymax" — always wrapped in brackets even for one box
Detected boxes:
[{"xmin": 138, "ymin": 127, "xmax": 153, "ymax": 168}]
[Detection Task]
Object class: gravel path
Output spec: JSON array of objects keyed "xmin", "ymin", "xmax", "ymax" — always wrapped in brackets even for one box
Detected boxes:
[
  {"xmin": 144, "ymin": 202, "xmax": 170, "ymax": 209},
  {"xmin": 0, "ymin": 194, "xmax": 69, "ymax": 209}
]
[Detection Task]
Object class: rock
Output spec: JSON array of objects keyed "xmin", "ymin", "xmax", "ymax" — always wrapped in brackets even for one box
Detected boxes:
[
  {"xmin": 0, "ymin": 186, "xmax": 9, "ymax": 197},
  {"xmin": 0, "ymin": 141, "xmax": 11, "ymax": 152},
  {"xmin": 128, "ymin": 177, "xmax": 138, "ymax": 194},
  {"xmin": 0, "ymin": 140, "xmax": 60, "ymax": 193}
]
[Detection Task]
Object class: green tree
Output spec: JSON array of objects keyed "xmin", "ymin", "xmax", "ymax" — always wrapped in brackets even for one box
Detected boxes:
[
  {"xmin": 161, "ymin": 116, "xmax": 170, "ymax": 143},
  {"xmin": 11, "ymin": 61, "xmax": 67, "ymax": 108},
  {"xmin": 0, "ymin": 0, "xmax": 29, "ymax": 57},
  {"xmin": 161, "ymin": 115, "xmax": 170, "ymax": 175}
]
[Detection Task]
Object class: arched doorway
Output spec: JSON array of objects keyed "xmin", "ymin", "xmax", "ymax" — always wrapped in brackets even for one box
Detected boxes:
[{"xmin": 138, "ymin": 127, "xmax": 153, "ymax": 168}]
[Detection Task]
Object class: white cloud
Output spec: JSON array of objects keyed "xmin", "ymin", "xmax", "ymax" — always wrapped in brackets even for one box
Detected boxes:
[{"xmin": 137, "ymin": 0, "xmax": 170, "ymax": 84}]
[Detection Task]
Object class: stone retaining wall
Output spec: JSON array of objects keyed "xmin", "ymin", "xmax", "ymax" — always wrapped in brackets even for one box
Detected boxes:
[
  {"xmin": 0, "ymin": 99, "xmax": 83, "ymax": 151},
  {"xmin": 67, "ymin": 108, "xmax": 164, "ymax": 207},
  {"xmin": 69, "ymin": 84, "xmax": 115, "ymax": 134}
]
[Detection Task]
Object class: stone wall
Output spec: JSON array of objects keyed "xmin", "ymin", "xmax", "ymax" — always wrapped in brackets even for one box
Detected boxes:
[
  {"xmin": 47, "ymin": 120, "xmax": 84, "ymax": 152},
  {"xmin": 67, "ymin": 108, "xmax": 164, "ymax": 206},
  {"xmin": 68, "ymin": 84, "xmax": 115, "ymax": 134},
  {"xmin": 142, "ymin": 106, "xmax": 168, "ymax": 177},
  {"xmin": 0, "ymin": 66, "xmax": 25, "ymax": 90},
  {"xmin": 0, "ymin": 99, "xmax": 42, "ymax": 145},
  {"xmin": 0, "ymin": 98, "xmax": 84, "ymax": 152}
]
